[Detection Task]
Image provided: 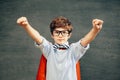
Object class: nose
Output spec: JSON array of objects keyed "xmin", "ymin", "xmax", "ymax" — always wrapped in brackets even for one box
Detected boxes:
[{"xmin": 58, "ymin": 33, "xmax": 63, "ymax": 37}]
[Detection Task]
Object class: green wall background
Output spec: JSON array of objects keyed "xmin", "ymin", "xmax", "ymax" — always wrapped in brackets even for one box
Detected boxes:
[{"xmin": 0, "ymin": 0, "xmax": 120, "ymax": 80}]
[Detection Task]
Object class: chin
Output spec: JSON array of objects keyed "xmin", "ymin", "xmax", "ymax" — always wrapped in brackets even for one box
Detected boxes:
[
  {"xmin": 55, "ymin": 41, "xmax": 63, "ymax": 44},
  {"xmin": 58, "ymin": 41, "xmax": 66, "ymax": 44}
]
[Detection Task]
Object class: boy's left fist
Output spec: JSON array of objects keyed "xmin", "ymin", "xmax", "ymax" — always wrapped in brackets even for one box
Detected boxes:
[{"xmin": 92, "ymin": 19, "xmax": 104, "ymax": 30}]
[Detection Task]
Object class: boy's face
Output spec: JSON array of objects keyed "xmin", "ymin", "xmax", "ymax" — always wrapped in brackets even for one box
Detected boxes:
[{"xmin": 51, "ymin": 28, "xmax": 72, "ymax": 44}]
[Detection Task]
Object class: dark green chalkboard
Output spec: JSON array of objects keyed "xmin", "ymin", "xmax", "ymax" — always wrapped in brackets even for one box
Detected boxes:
[{"xmin": 0, "ymin": 0, "xmax": 120, "ymax": 80}]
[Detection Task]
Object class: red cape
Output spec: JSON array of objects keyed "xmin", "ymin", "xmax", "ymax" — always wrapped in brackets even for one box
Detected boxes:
[{"xmin": 36, "ymin": 54, "xmax": 81, "ymax": 80}]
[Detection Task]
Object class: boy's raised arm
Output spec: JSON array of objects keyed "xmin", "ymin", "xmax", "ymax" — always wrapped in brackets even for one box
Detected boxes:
[
  {"xmin": 80, "ymin": 19, "xmax": 104, "ymax": 47},
  {"xmin": 17, "ymin": 17, "xmax": 43, "ymax": 44}
]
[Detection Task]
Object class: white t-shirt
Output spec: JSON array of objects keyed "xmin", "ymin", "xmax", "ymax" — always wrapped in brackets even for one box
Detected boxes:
[{"xmin": 36, "ymin": 36, "xmax": 89, "ymax": 80}]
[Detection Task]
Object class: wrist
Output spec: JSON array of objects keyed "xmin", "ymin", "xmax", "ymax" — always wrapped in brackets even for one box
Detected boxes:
[
  {"xmin": 23, "ymin": 24, "xmax": 31, "ymax": 28},
  {"xmin": 91, "ymin": 27, "xmax": 100, "ymax": 33}
]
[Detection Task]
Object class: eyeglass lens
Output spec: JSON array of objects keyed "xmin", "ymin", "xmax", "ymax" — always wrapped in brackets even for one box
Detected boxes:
[{"xmin": 53, "ymin": 30, "xmax": 69, "ymax": 36}]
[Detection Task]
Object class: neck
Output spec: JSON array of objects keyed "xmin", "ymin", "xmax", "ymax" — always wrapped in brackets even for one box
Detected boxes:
[{"xmin": 55, "ymin": 41, "xmax": 69, "ymax": 45}]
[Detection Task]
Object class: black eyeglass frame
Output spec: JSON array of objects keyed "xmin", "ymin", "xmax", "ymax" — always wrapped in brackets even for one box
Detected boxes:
[{"xmin": 53, "ymin": 30, "xmax": 71, "ymax": 36}]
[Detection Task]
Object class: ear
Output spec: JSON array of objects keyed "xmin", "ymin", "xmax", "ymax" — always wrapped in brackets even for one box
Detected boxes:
[
  {"xmin": 68, "ymin": 33, "xmax": 72, "ymax": 39},
  {"xmin": 51, "ymin": 34, "xmax": 54, "ymax": 39}
]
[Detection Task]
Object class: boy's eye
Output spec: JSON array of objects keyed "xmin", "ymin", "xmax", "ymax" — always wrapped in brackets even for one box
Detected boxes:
[
  {"xmin": 62, "ymin": 31, "xmax": 68, "ymax": 34},
  {"xmin": 54, "ymin": 31, "xmax": 60, "ymax": 34},
  {"xmin": 53, "ymin": 30, "xmax": 69, "ymax": 36},
  {"xmin": 54, "ymin": 30, "xmax": 68, "ymax": 34}
]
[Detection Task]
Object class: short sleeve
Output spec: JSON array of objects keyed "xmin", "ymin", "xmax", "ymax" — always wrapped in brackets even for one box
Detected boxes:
[
  {"xmin": 71, "ymin": 40, "xmax": 90, "ymax": 62},
  {"xmin": 35, "ymin": 36, "xmax": 52, "ymax": 59}
]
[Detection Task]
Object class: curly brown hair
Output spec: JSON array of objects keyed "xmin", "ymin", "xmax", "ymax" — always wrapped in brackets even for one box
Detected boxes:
[{"xmin": 50, "ymin": 16, "xmax": 73, "ymax": 35}]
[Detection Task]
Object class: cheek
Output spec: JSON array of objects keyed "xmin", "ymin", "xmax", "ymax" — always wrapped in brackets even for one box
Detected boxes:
[
  {"xmin": 51, "ymin": 36, "xmax": 57, "ymax": 41},
  {"xmin": 65, "ymin": 37, "xmax": 69, "ymax": 41}
]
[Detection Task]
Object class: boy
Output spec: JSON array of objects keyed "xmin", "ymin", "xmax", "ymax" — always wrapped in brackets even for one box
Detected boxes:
[{"xmin": 17, "ymin": 16, "xmax": 103, "ymax": 80}]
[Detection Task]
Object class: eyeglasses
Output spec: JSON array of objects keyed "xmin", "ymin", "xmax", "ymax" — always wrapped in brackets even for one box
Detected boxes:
[{"xmin": 53, "ymin": 30, "xmax": 70, "ymax": 37}]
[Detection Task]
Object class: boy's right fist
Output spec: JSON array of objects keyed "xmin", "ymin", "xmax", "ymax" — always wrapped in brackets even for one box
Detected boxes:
[{"xmin": 17, "ymin": 17, "xmax": 29, "ymax": 27}]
